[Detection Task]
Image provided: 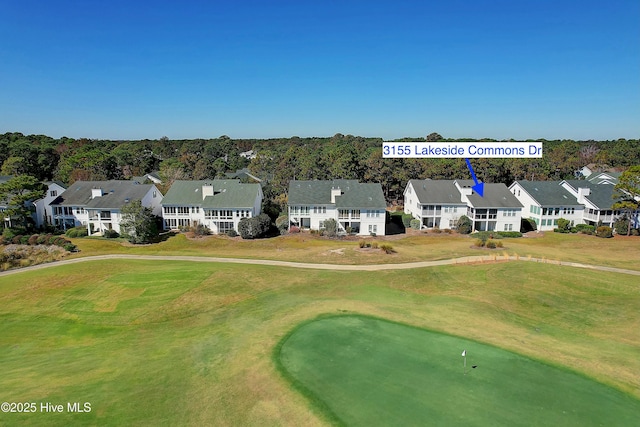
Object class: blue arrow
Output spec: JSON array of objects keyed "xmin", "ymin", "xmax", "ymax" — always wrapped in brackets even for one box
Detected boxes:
[{"xmin": 465, "ymin": 158, "xmax": 484, "ymax": 197}]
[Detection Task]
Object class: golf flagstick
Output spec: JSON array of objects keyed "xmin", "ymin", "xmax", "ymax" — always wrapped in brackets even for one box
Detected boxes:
[{"xmin": 462, "ymin": 349, "xmax": 467, "ymax": 375}]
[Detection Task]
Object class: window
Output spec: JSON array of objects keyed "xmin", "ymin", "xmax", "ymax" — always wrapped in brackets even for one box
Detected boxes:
[
  {"xmin": 177, "ymin": 207, "xmax": 189, "ymax": 215},
  {"xmin": 50, "ymin": 190, "xmax": 57, "ymax": 197},
  {"xmin": 351, "ymin": 210, "xmax": 360, "ymax": 219},
  {"xmin": 165, "ymin": 218, "xmax": 177, "ymax": 228},
  {"xmin": 504, "ymin": 224, "xmax": 513, "ymax": 231},
  {"xmin": 554, "ymin": 208, "xmax": 560, "ymax": 215},
  {"xmin": 217, "ymin": 222, "xmax": 234, "ymax": 233},
  {"xmin": 164, "ymin": 206, "xmax": 176, "ymax": 215},
  {"xmin": 368, "ymin": 224, "xmax": 377, "ymax": 233}
]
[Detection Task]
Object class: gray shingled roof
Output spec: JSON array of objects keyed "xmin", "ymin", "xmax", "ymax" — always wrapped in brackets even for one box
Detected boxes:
[
  {"xmin": 288, "ymin": 180, "xmax": 386, "ymax": 208},
  {"xmin": 407, "ymin": 179, "xmax": 467, "ymax": 205},
  {"xmin": 515, "ymin": 181, "xmax": 581, "ymax": 206},
  {"xmin": 409, "ymin": 179, "xmax": 522, "ymax": 209},
  {"xmin": 463, "ymin": 182, "xmax": 524, "ymax": 209},
  {"xmin": 586, "ymin": 172, "xmax": 621, "ymax": 185},
  {"xmin": 162, "ymin": 180, "xmax": 261, "ymax": 208},
  {"xmin": 51, "ymin": 180, "xmax": 157, "ymax": 209},
  {"xmin": 563, "ymin": 180, "xmax": 619, "ymax": 210}
]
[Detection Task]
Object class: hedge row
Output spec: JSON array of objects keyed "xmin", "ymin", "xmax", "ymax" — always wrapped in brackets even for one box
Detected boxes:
[{"xmin": 0, "ymin": 233, "xmax": 77, "ymax": 252}]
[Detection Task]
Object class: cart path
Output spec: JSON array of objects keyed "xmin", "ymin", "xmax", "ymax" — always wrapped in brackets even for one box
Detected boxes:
[{"xmin": 1, "ymin": 254, "xmax": 639, "ymax": 277}]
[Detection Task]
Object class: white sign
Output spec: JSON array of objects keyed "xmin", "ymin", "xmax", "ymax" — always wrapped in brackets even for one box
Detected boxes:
[{"xmin": 382, "ymin": 142, "xmax": 543, "ymax": 158}]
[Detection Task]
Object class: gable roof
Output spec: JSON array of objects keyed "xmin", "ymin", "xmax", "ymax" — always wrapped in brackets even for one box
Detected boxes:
[
  {"xmin": 162, "ymin": 180, "xmax": 261, "ymax": 208},
  {"xmin": 562, "ymin": 180, "xmax": 619, "ymax": 210},
  {"xmin": 585, "ymin": 172, "xmax": 621, "ymax": 185},
  {"xmin": 406, "ymin": 179, "xmax": 467, "ymax": 205},
  {"xmin": 288, "ymin": 180, "xmax": 386, "ymax": 209},
  {"xmin": 463, "ymin": 182, "xmax": 523, "ymax": 209},
  {"xmin": 51, "ymin": 180, "xmax": 158, "ymax": 210},
  {"xmin": 513, "ymin": 181, "xmax": 581, "ymax": 206}
]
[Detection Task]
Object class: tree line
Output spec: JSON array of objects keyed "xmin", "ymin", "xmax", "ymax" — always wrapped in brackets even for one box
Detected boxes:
[{"xmin": 2, "ymin": 131, "xmax": 639, "ymax": 209}]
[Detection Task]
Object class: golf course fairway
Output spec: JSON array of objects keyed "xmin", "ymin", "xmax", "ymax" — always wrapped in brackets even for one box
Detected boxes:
[{"xmin": 276, "ymin": 315, "xmax": 640, "ymax": 427}]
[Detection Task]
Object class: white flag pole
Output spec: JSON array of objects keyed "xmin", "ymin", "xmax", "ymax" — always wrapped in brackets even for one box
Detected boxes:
[{"xmin": 462, "ymin": 350, "xmax": 467, "ymax": 375}]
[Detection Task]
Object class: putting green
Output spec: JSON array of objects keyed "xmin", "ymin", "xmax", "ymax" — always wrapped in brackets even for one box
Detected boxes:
[{"xmin": 276, "ymin": 315, "xmax": 640, "ymax": 426}]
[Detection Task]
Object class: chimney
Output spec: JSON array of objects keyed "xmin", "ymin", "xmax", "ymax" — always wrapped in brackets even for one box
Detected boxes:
[
  {"xmin": 459, "ymin": 187, "xmax": 472, "ymax": 204},
  {"xmin": 577, "ymin": 187, "xmax": 591, "ymax": 204},
  {"xmin": 202, "ymin": 184, "xmax": 214, "ymax": 200},
  {"xmin": 91, "ymin": 188, "xmax": 103, "ymax": 199},
  {"xmin": 331, "ymin": 187, "xmax": 342, "ymax": 203}
]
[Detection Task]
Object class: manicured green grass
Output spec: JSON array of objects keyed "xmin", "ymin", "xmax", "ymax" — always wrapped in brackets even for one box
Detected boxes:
[
  {"xmin": 277, "ymin": 315, "xmax": 640, "ymax": 427},
  {"xmin": 0, "ymin": 260, "xmax": 638, "ymax": 425}
]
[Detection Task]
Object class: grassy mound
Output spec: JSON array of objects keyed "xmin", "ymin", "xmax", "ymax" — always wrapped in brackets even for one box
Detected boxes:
[{"xmin": 277, "ymin": 315, "xmax": 640, "ymax": 427}]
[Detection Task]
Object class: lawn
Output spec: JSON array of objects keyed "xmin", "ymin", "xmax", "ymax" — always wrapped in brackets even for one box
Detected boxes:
[
  {"xmin": 277, "ymin": 315, "xmax": 640, "ymax": 426},
  {"xmin": 1, "ymin": 258, "xmax": 638, "ymax": 426},
  {"xmin": 67, "ymin": 231, "xmax": 640, "ymax": 271}
]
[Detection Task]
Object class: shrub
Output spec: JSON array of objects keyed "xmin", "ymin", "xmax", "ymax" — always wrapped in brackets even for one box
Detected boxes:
[
  {"xmin": 37, "ymin": 235, "xmax": 49, "ymax": 244},
  {"xmin": 289, "ymin": 226, "xmax": 300, "ymax": 233},
  {"xmin": 575, "ymin": 224, "xmax": 595, "ymax": 235},
  {"xmin": 496, "ymin": 241, "xmax": 504, "ymax": 248},
  {"xmin": 358, "ymin": 240, "xmax": 366, "ymax": 248},
  {"xmin": 521, "ymin": 218, "xmax": 537, "ymax": 232},
  {"xmin": 12, "ymin": 235, "xmax": 23, "ymax": 244},
  {"xmin": 191, "ymin": 224, "xmax": 210, "ymax": 237},
  {"xmin": 324, "ymin": 218, "xmax": 338, "ymax": 238},
  {"xmin": 226, "ymin": 229, "xmax": 238, "ymax": 237},
  {"xmin": 379, "ymin": 243, "xmax": 395, "ymax": 254},
  {"xmin": 456, "ymin": 216, "xmax": 472, "ymax": 234},
  {"xmin": 238, "ymin": 214, "xmax": 272, "ymax": 239},
  {"xmin": 276, "ymin": 215, "xmax": 289, "ymax": 235},
  {"xmin": 409, "ymin": 219, "xmax": 421, "ymax": 230},
  {"xmin": 596, "ymin": 226, "xmax": 613, "ymax": 238},
  {"xmin": 631, "ymin": 228, "xmax": 640, "ymax": 236},
  {"xmin": 103, "ymin": 229, "xmax": 120, "ymax": 239},
  {"xmin": 28, "ymin": 235, "xmax": 39, "ymax": 245},
  {"xmin": 401, "ymin": 214, "xmax": 413, "ymax": 228},
  {"xmin": 63, "ymin": 243, "xmax": 77, "ymax": 252},
  {"xmin": 432, "ymin": 227, "xmax": 442, "ymax": 233},
  {"xmin": 614, "ymin": 217, "xmax": 630, "ymax": 236},
  {"xmin": 20, "ymin": 235, "xmax": 30, "ymax": 245},
  {"xmin": 486, "ymin": 240, "xmax": 497, "ymax": 249},
  {"xmin": 48, "ymin": 236, "xmax": 59, "ymax": 245},
  {"xmin": 496, "ymin": 231, "xmax": 522, "ymax": 238},
  {"xmin": 557, "ymin": 218, "xmax": 571, "ymax": 233},
  {"xmin": 474, "ymin": 239, "xmax": 485, "ymax": 247},
  {"xmin": 54, "ymin": 237, "xmax": 69, "ymax": 247},
  {"xmin": 371, "ymin": 241, "xmax": 379, "ymax": 249},
  {"xmin": 444, "ymin": 228, "xmax": 453, "ymax": 234}
]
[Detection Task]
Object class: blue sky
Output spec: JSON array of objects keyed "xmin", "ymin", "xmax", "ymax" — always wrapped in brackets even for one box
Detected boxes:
[{"xmin": 1, "ymin": 0, "xmax": 638, "ymax": 140}]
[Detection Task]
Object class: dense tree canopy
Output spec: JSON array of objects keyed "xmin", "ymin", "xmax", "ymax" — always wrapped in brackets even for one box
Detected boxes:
[{"xmin": 2, "ymin": 132, "xmax": 639, "ymax": 217}]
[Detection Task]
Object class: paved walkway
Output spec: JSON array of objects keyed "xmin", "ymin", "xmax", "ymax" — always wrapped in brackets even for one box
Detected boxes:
[{"xmin": 1, "ymin": 254, "xmax": 639, "ymax": 277}]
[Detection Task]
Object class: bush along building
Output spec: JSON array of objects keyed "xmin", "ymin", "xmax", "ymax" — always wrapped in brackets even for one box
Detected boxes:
[
  {"xmin": 161, "ymin": 180, "xmax": 263, "ymax": 234},
  {"xmin": 404, "ymin": 179, "xmax": 523, "ymax": 232},
  {"xmin": 49, "ymin": 180, "xmax": 163, "ymax": 234},
  {"xmin": 288, "ymin": 180, "xmax": 387, "ymax": 236}
]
